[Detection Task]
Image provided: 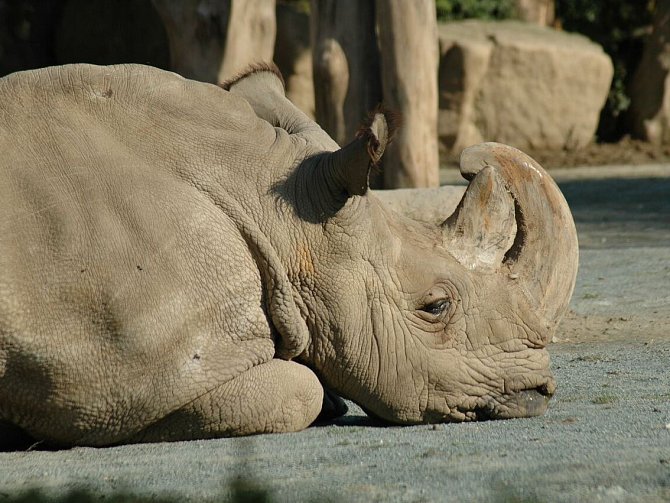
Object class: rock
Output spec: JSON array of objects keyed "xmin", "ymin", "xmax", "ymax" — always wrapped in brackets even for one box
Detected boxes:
[
  {"xmin": 438, "ymin": 21, "xmax": 613, "ymax": 154},
  {"xmin": 274, "ymin": 3, "xmax": 315, "ymax": 118}
]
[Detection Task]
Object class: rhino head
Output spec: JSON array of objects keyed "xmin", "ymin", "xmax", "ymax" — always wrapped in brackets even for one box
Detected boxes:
[
  {"xmin": 293, "ymin": 131, "xmax": 577, "ymax": 423},
  {"xmin": 226, "ymin": 67, "xmax": 578, "ymax": 424}
]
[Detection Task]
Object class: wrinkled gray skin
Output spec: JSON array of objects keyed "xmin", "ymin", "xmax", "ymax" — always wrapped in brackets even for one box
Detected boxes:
[{"xmin": 0, "ymin": 64, "xmax": 578, "ymax": 447}]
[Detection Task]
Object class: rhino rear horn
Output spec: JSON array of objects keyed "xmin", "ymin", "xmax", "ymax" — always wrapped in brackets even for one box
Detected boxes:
[
  {"xmin": 442, "ymin": 166, "xmax": 516, "ymax": 271},
  {"xmin": 456, "ymin": 143, "xmax": 579, "ymax": 327}
]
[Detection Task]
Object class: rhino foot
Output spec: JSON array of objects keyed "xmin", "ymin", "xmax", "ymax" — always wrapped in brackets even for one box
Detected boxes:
[
  {"xmin": 129, "ymin": 360, "xmax": 324, "ymax": 443},
  {"xmin": 317, "ymin": 388, "xmax": 349, "ymax": 422}
]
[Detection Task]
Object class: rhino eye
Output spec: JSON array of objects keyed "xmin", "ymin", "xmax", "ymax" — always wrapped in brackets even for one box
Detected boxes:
[{"xmin": 420, "ymin": 299, "xmax": 450, "ymax": 316}]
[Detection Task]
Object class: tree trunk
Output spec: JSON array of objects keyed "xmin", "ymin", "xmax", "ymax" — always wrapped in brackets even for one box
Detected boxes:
[
  {"xmin": 151, "ymin": 0, "xmax": 227, "ymax": 83},
  {"xmin": 629, "ymin": 0, "xmax": 670, "ymax": 144},
  {"xmin": 310, "ymin": 0, "xmax": 381, "ymax": 146},
  {"xmin": 220, "ymin": 0, "xmax": 276, "ymax": 79},
  {"xmin": 152, "ymin": 0, "xmax": 275, "ymax": 83},
  {"xmin": 376, "ymin": 0, "xmax": 439, "ymax": 188},
  {"xmin": 514, "ymin": 0, "xmax": 555, "ymax": 26},
  {"xmin": 275, "ymin": 3, "xmax": 315, "ymax": 118}
]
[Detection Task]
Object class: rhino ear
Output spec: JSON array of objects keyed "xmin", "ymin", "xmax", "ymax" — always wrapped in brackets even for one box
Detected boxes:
[
  {"xmin": 442, "ymin": 166, "xmax": 516, "ymax": 271},
  {"xmin": 221, "ymin": 62, "xmax": 286, "ymax": 93},
  {"xmin": 220, "ymin": 63, "xmax": 288, "ymax": 125},
  {"xmin": 221, "ymin": 63, "xmax": 338, "ymax": 151},
  {"xmin": 322, "ymin": 110, "xmax": 397, "ymax": 197}
]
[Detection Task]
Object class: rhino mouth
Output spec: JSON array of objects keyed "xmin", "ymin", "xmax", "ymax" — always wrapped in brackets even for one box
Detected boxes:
[
  {"xmin": 362, "ymin": 382, "xmax": 555, "ymax": 424},
  {"xmin": 471, "ymin": 383, "xmax": 554, "ymax": 420}
]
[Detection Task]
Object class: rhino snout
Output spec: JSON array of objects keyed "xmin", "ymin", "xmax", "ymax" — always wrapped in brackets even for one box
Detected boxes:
[{"xmin": 474, "ymin": 380, "xmax": 556, "ymax": 420}]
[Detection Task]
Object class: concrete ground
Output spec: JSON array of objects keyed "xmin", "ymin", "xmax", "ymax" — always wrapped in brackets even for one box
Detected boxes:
[{"xmin": 0, "ymin": 164, "xmax": 669, "ymax": 503}]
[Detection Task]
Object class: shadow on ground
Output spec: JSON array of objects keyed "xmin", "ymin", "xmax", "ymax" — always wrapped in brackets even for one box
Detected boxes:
[
  {"xmin": 0, "ymin": 483, "xmax": 270, "ymax": 503},
  {"xmin": 559, "ymin": 177, "xmax": 670, "ymax": 248}
]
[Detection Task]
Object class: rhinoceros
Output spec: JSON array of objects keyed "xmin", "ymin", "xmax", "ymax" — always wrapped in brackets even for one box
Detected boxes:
[{"xmin": 0, "ymin": 63, "xmax": 578, "ymax": 447}]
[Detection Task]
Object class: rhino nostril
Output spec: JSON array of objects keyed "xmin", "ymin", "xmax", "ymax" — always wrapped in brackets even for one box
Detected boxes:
[
  {"xmin": 537, "ymin": 380, "xmax": 556, "ymax": 398},
  {"xmin": 472, "ymin": 404, "xmax": 496, "ymax": 421}
]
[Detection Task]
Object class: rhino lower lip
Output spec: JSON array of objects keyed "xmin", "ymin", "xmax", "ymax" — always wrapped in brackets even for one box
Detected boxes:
[
  {"xmin": 510, "ymin": 389, "xmax": 552, "ymax": 416},
  {"xmin": 473, "ymin": 386, "xmax": 553, "ymax": 420}
]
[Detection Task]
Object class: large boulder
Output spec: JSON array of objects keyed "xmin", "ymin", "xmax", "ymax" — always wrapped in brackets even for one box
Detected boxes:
[{"xmin": 438, "ymin": 21, "xmax": 613, "ymax": 153}]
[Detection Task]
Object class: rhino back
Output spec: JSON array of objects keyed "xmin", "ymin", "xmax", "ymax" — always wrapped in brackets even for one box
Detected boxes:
[{"xmin": 0, "ymin": 64, "xmax": 284, "ymax": 444}]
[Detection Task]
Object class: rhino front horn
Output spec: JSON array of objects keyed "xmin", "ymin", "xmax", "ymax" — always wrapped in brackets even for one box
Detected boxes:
[{"xmin": 446, "ymin": 142, "xmax": 578, "ymax": 328}]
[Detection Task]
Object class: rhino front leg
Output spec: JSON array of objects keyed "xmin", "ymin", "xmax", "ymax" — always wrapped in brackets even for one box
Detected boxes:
[{"xmin": 130, "ymin": 360, "xmax": 324, "ymax": 443}]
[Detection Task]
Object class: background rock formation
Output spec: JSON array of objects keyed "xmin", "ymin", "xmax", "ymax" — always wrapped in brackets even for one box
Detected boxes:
[{"xmin": 438, "ymin": 20, "xmax": 613, "ymax": 154}]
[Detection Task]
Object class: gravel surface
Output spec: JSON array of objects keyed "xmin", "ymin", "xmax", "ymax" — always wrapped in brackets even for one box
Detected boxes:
[{"xmin": 0, "ymin": 165, "xmax": 669, "ymax": 503}]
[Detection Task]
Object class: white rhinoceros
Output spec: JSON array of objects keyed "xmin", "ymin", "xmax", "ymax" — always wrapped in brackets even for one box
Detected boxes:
[{"xmin": 0, "ymin": 63, "xmax": 578, "ymax": 447}]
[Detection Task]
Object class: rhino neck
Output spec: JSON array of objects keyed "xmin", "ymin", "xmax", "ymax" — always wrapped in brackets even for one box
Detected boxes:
[
  {"xmin": 202, "ymin": 186, "xmax": 313, "ymax": 360},
  {"xmin": 282, "ymin": 195, "xmax": 407, "ymax": 393}
]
